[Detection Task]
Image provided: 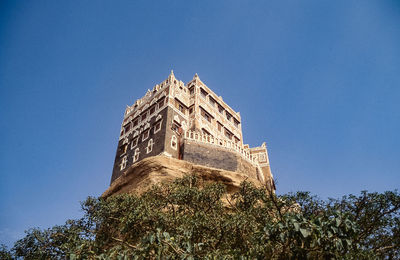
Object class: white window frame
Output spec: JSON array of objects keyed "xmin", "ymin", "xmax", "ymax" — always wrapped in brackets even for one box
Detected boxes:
[
  {"xmin": 154, "ymin": 120, "xmax": 162, "ymax": 134},
  {"xmin": 146, "ymin": 139, "xmax": 154, "ymax": 154},
  {"xmin": 120, "ymin": 156, "xmax": 127, "ymax": 170},
  {"xmin": 133, "ymin": 148, "xmax": 140, "ymax": 162},
  {"xmin": 131, "ymin": 137, "xmax": 138, "ymax": 149},
  {"xmin": 142, "ymin": 129, "xmax": 150, "ymax": 141}
]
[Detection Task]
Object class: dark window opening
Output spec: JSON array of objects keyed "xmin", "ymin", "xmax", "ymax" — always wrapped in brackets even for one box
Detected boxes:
[
  {"xmin": 209, "ymin": 97, "xmax": 216, "ymax": 107},
  {"xmin": 142, "ymin": 129, "xmax": 150, "ymax": 141},
  {"xmin": 175, "ymin": 99, "xmax": 186, "ymax": 114},
  {"xmin": 149, "ymin": 105, "xmax": 156, "ymax": 115},
  {"xmin": 154, "ymin": 121, "xmax": 162, "ymax": 133},
  {"xmin": 141, "ymin": 112, "xmax": 147, "ymax": 121},
  {"xmin": 120, "ymin": 144, "xmax": 128, "ymax": 154},
  {"xmin": 158, "ymin": 97, "xmax": 165, "ymax": 107},
  {"xmin": 200, "ymin": 108, "xmax": 212, "ymax": 123},
  {"xmin": 224, "ymin": 128, "xmax": 233, "ymax": 140},
  {"xmin": 200, "ymin": 88, "xmax": 208, "ymax": 99},
  {"xmin": 217, "ymin": 122, "xmax": 223, "ymax": 132},
  {"xmin": 226, "ymin": 112, "xmax": 232, "ymax": 121},
  {"xmin": 218, "ymin": 105, "xmax": 224, "ymax": 114},
  {"xmin": 172, "ymin": 122, "xmax": 181, "ymax": 132}
]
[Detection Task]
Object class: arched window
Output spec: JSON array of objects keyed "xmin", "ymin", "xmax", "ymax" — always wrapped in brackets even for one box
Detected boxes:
[
  {"xmin": 120, "ymin": 156, "xmax": 127, "ymax": 170},
  {"xmin": 171, "ymin": 135, "xmax": 177, "ymax": 150},
  {"xmin": 133, "ymin": 148, "xmax": 140, "ymax": 162},
  {"xmin": 146, "ymin": 139, "xmax": 154, "ymax": 154}
]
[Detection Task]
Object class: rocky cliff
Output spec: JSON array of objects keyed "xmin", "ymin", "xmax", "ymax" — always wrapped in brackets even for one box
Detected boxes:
[{"xmin": 102, "ymin": 155, "xmax": 264, "ymax": 198}]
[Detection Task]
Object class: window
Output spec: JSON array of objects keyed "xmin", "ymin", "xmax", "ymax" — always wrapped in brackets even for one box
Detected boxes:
[
  {"xmin": 158, "ymin": 97, "xmax": 165, "ymax": 107},
  {"xmin": 189, "ymin": 87, "xmax": 195, "ymax": 95},
  {"xmin": 133, "ymin": 119, "xmax": 138, "ymax": 127},
  {"xmin": 200, "ymin": 108, "xmax": 212, "ymax": 123},
  {"xmin": 131, "ymin": 137, "xmax": 138, "ymax": 149},
  {"xmin": 209, "ymin": 97, "xmax": 216, "ymax": 107},
  {"xmin": 218, "ymin": 105, "xmax": 224, "ymax": 114},
  {"xmin": 120, "ymin": 144, "xmax": 128, "ymax": 155},
  {"xmin": 225, "ymin": 128, "xmax": 233, "ymax": 140},
  {"xmin": 171, "ymin": 135, "xmax": 177, "ymax": 150},
  {"xmin": 189, "ymin": 106, "xmax": 194, "ymax": 114},
  {"xmin": 175, "ymin": 99, "xmax": 186, "ymax": 114},
  {"xmin": 234, "ymin": 136, "xmax": 240, "ymax": 144},
  {"xmin": 141, "ymin": 112, "xmax": 147, "ymax": 121},
  {"xmin": 154, "ymin": 121, "xmax": 162, "ymax": 133},
  {"xmin": 149, "ymin": 105, "xmax": 156, "ymax": 115},
  {"xmin": 179, "ymin": 104, "xmax": 185, "ymax": 114},
  {"xmin": 124, "ymin": 124, "xmax": 131, "ymax": 133},
  {"xmin": 171, "ymin": 122, "xmax": 181, "ymax": 132},
  {"xmin": 120, "ymin": 156, "xmax": 127, "ymax": 170},
  {"xmin": 200, "ymin": 88, "xmax": 208, "ymax": 99},
  {"xmin": 234, "ymin": 119, "xmax": 240, "ymax": 128},
  {"xmin": 142, "ymin": 129, "xmax": 149, "ymax": 141},
  {"xmin": 217, "ymin": 122, "xmax": 223, "ymax": 132},
  {"xmin": 226, "ymin": 112, "xmax": 232, "ymax": 121},
  {"xmin": 146, "ymin": 139, "xmax": 154, "ymax": 154},
  {"xmin": 133, "ymin": 148, "xmax": 140, "ymax": 162}
]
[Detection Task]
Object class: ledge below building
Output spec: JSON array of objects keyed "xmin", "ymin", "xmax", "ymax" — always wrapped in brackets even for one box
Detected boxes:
[{"xmin": 102, "ymin": 155, "xmax": 264, "ymax": 198}]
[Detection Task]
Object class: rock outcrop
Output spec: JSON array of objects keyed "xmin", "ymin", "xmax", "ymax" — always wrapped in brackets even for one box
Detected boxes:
[{"xmin": 102, "ymin": 155, "xmax": 264, "ymax": 198}]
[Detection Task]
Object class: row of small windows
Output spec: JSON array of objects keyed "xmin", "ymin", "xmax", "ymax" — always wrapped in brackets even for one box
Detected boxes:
[
  {"xmin": 120, "ymin": 139, "xmax": 154, "ymax": 170},
  {"xmin": 120, "ymin": 135, "xmax": 177, "ymax": 171},
  {"xmin": 119, "ymin": 120, "xmax": 162, "ymax": 155},
  {"xmin": 122, "ymin": 97, "xmax": 166, "ymax": 136},
  {"xmin": 196, "ymin": 87, "xmax": 240, "ymax": 128},
  {"xmin": 200, "ymin": 107, "xmax": 241, "ymax": 143}
]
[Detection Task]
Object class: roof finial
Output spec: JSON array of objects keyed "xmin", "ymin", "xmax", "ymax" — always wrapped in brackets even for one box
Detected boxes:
[
  {"xmin": 170, "ymin": 70, "xmax": 175, "ymax": 78},
  {"xmin": 193, "ymin": 73, "xmax": 199, "ymax": 80}
]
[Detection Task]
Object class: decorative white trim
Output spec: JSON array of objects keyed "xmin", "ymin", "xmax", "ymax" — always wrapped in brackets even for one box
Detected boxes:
[
  {"xmin": 120, "ymin": 155, "xmax": 127, "ymax": 170},
  {"xmin": 181, "ymin": 121, "xmax": 188, "ymax": 131},
  {"xmin": 142, "ymin": 129, "xmax": 149, "ymax": 141},
  {"xmin": 146, "ymin": 139, "xmax": 154, "ymax": 154},
  {"xmin": 131, "ymin": 137, "xmax": 138, "ymax": 149},
  {"xmin": 156, "ymin": 114, "xmax": 162, "ymax": 121},
  {"xmin": 184, "ymin": 130, "xmax": 258, "ymax": 166},
  {"xmin": 154, "ymin": 120, "xmax": 162, "ymax": 134},
  {"xmin": 133, "ymin": 148, "xmax": 140, "ymax": 162}
]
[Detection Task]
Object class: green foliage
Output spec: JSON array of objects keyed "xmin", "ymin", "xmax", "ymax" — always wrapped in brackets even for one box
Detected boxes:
[{"xmin": 5, "ymin": 175, "xmax": 400, "ymax": 259}]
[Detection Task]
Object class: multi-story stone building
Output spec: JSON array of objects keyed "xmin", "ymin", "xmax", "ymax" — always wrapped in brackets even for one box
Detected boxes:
[{"xmin": 110, "ymin": 71, "xmax": 275, "ymax": 190}]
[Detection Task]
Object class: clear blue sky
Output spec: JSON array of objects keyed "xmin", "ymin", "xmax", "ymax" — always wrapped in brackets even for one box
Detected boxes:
[{"xmin": 1, "ymin": 0, "xmax": 399, "ymax": 247}]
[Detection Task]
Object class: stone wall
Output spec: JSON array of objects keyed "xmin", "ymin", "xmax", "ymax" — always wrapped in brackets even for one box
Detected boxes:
[{"xmin": 182, "ymin": 140, "xmax": 259, "ymax": 180}]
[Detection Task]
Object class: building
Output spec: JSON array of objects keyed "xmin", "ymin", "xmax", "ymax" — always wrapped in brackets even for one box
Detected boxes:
[{"xmin": 110, "ymin": 71, "xmax": 275, "ymax": 191}]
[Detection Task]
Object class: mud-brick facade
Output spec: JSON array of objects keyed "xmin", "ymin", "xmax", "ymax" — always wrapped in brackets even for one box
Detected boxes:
[{"xmin": 110, "ymin": 71, "xmax": 275, "ymax": 190}]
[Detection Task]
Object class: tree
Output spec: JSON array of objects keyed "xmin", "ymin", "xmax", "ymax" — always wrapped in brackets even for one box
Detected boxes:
[{"xmin": 6, "ymin": 175, "xmax": 400, "ymax": 259}]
